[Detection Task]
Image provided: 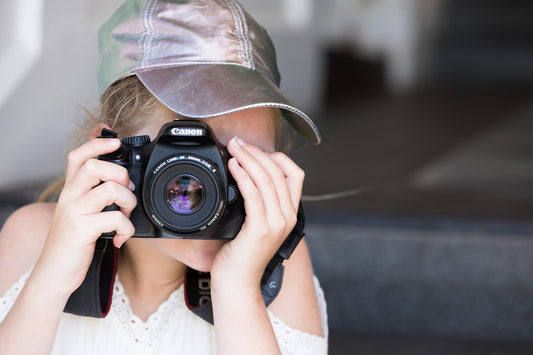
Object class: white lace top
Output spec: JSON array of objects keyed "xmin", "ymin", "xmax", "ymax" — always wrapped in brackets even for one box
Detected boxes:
[{"xmin": 0, "ymin": 269, "xmax": 328, "ymax": 354}]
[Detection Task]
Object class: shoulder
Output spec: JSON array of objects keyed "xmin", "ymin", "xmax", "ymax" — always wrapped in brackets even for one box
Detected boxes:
[
  {"xmin": 268, "ymin": 239, "xmax": 325, "ymax": 337},
  {"xmin": 0, "ymin": 203, "xmax": 56, "ymax": 295}
]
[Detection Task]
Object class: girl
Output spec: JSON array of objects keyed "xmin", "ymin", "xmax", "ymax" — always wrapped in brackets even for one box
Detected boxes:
[{"xmin": 0, "ymin": 0, "xmax": 327, "ymax": 354}]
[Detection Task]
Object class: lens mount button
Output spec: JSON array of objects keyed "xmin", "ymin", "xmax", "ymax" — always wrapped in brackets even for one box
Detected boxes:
[{"xmin": 228, "ymin": 185, "xmax": 237, "ymax": 203}]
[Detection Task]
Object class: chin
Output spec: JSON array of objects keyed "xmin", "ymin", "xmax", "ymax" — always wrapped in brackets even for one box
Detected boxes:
[
  {"xmin": 178, "ymin": 239, "xmax": 226, "ymax": 272},
  {"xmin": 189, "ymin": 262, "xmax": 214, "ymax": 273},
  {"xmin": 185, "ymin": 251, "xmax": 217, "ymax": 272}
]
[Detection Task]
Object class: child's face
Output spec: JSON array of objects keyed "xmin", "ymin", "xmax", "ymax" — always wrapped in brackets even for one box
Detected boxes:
[{"xmin": 126, "ymin": 106, "xmax": 279, "ymax": 271}]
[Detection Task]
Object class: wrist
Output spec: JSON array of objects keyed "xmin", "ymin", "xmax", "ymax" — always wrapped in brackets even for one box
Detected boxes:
[
  {"xmin": 11, "ymin": 269, "xmax": 73, "ymax": 332},
  {"xmin": 26, "ymin": 266, "xmax": 74, "ymax": 304},
  {"xmin": 210, "ymin": 270, "xmax": 262, "ymax": 300},
  {"xmin": 210, "ymin": 273, "xmax": 281, "ymax": 355},
  {"xmin": 32, "ymin": 255, "xmax": 81, "ymax": 301},
  {"xmin": 210, "ymin": 279, "xmax": 265, "ymax": 318},
  {"xmin": 210, "ymin": 264, "xmax": 263, "ymax": 293}
]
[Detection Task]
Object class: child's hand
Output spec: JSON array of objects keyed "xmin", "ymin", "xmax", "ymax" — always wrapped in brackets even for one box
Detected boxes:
[
  {"xmin": 210, "ymin": 136, "xmax": 304, "ymax": 292},
  {"xmin": 35, "ymin": 138, "xmax": 137, "ymax": 296}
]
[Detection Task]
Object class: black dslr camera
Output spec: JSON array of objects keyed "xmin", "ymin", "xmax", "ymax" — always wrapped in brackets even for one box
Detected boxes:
[{"xmin": 98, "ymin": 120, "xmax": 244, "ymax": 239}]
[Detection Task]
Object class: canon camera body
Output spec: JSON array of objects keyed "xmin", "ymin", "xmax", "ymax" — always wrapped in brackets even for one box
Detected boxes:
[{"xmin": 98, "ymin": 120, "xmax": 244, "ymax": 239}]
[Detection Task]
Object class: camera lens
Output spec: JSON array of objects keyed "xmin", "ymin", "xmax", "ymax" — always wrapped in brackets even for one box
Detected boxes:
[
  {"xmin": 165, "ymin": 174, "xmax": 204, "ymax": 214},
  {"xmin": 145, "ymin": 154, "xmax": 227, "ymax": 234}
]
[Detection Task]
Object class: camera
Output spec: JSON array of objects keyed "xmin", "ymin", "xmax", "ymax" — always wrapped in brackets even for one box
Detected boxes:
[{"xmin": 98, "ymin": 120, "xmax": 244, "ymax": 239}]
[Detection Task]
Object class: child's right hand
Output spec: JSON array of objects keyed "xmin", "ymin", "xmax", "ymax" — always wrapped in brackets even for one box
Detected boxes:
[{"xmin": 35, "ymin": 138, "xmax": 137, "ymax": 297}]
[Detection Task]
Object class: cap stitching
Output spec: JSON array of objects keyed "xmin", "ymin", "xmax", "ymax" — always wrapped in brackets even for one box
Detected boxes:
[
  {"xmin": 223, "ymin": 0, "xmax": 252, "ymax": 69},
  {"xmin": 141, "ymin": 0, "xmax": 158, "ymax": 68},
  {"xmin": 139, "ymin": 0, "xmax": 150, "ymax": 68},
  {"xmin": 232, "ymin": 1, "xmax": 255, "ymax": 70},
  {"xmin": 222, "ymin": 0, "xmax": 244, "ymax": 65},
  {"xmin": 136, "ymin": 3, "xmax": 146, "ymax": 69},
  {"xmin": 263, "ymin": 103, "xmax": 321, "ymax": 143}
]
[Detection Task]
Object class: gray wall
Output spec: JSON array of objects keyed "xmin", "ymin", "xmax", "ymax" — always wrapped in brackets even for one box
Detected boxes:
[
  {"xmin": 0, "ymin": 0, "xmax": 123, "ymax": 188},
  {"xmin": 0, "ymin": 0, "xmax": 326, "ymax": 190}
]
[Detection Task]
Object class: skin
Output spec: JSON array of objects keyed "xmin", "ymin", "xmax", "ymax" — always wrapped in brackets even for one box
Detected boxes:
[{"xmin": 0, "ymin": 107, "xmax": 323, "ymax": 354}]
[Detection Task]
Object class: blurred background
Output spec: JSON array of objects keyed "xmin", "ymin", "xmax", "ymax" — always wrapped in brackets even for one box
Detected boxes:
[{"xmin": 2, "ymin": 0, "xmax": 533, "ymax": 353}]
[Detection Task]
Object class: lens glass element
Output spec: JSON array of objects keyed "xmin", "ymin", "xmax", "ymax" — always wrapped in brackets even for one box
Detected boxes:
[{"xmin": 165, "ymin": 174, "xmax": 204, "ymax": 214}]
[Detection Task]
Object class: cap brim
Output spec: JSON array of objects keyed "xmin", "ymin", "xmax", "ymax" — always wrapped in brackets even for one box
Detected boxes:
[{"xmin": 135, "ymin": 64, "xmax": 321, "ymax": 144}]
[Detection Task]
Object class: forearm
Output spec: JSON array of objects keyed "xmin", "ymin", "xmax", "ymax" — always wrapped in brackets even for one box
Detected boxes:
[
  {"xmin": 212, "ymin": 284, "xmax": 281, "ymax": 355},
  {"xmin": 0, "ymin": 268, "xmax": 69, "ymax": 354}
]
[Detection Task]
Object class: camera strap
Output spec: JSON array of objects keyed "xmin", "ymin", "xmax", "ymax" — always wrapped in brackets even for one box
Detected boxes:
[
  {"xmin": 64, "ymin": 204, "xmax": 305, "ymax": 324},
  {"xmin": 64, "ymin": 238, "xmax": 117, "ymax": 317}
]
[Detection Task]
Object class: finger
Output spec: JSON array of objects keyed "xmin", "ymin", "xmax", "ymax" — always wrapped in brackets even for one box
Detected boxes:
[
  {"xmin": 227, "ymin": 138, "xmax": 283, "ymax": 220},
  {"xmin": 75, "ymin": 181, "xmax": 137, "ymax": 216},
  {"xmin": 65, "ymin": 138, "xmax": 121, "ymax": 183},
  {"xmin": 227, "ymin": 157, "xmax": 266, "ymax": 222},
  {"xmin": 63, "ymin": 159, "xmax": 132, "ymax": 201},
  {"xmin": 268, "ymin": 152, "xmax": 305, "ymax": 209},
  {"xmin": 85, "ymin": 211, "xmax": 135, "ymax": 245},
  {"xmin": 113, "ymin": 233, "xmax": 132, "ymax": 249},
  {"xmin": 228, "ymin": 157, "xmax": 287, "ymax": 255},
  {"xmin": 228, "ymin": 137, "xmax": 296, "ymax": 218}
]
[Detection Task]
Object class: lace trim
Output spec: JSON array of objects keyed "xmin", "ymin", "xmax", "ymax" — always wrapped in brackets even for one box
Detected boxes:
[
  {"xmin": 107, "ymin": 276, "xmax": 186, "ymax": 348},
  {"xmin": 0, "ymin": 268, "xmax": 33, "ymax": 321},
  {"xmin": 268, "ymin": 310, "xmax": 328, "ymax": 354}
]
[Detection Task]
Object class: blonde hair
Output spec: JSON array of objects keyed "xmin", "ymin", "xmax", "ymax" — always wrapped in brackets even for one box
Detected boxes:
[
  {"xmin": 38, "ymin": 76, "xmax": 160, "ymax": 201},
  {"xmin": 39, "ymin": 76, "xmax": 290, "ymax": 201}
]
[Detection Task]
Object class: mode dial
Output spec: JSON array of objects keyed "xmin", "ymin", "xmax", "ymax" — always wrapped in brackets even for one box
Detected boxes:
[{"xmin": 122, "ymin": 135, "xmax": 151, "ymax": 146}]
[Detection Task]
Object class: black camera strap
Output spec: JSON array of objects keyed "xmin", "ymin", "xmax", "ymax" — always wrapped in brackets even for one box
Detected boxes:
[
  {"xmin": 64, "ymin": 238, "xmax": 117, "ymax": 318},
  {"xmin": 64, "ymin": 205, "xmax": 305, "ymax": 324}
]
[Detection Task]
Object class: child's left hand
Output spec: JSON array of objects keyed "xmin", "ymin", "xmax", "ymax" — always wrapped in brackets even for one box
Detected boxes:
[{"xmin": 210, "ymin": 136, "xmax": 304, "ymax": 293}]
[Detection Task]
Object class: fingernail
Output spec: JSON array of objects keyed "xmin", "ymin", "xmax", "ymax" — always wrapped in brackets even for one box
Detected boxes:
[
  {"xmin": 128, "ymin": 180, "xmax": 135, "ymax": 191},
  {"xmin": 114, "ymin": 238, "xmax": 125, "ymax": 249},
  {"xmin": 232, "ymin": 136, "xmax": 247, "ymax": 147}
]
